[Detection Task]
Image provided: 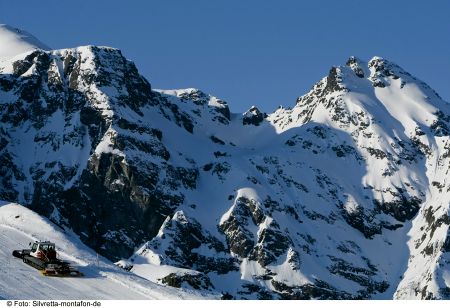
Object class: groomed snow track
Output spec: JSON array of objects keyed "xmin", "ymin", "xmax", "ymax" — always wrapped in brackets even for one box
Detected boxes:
[{"xmin": 0, "ymin": 201, "xmax": 213, "ymax": 300}]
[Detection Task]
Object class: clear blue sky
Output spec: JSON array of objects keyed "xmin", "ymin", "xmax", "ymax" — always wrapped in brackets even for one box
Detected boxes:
[{"xmin": 1, "ymin": 0, "xmax": 449, "ymax": 112}]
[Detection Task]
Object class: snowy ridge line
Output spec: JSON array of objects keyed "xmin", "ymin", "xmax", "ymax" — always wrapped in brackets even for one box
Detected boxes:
[
  {"xmin": 0, "ymin": 202, "xmax": 212, "ymax": 299},
  {"xmin": 1, "ymin": 25, "xmax": 450, "ymax": 299}
]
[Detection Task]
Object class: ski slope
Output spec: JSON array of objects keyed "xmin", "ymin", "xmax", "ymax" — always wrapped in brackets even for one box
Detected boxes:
[{"xmin": 0, "ymin": 201, "xmax": 212, "ymax": 300}]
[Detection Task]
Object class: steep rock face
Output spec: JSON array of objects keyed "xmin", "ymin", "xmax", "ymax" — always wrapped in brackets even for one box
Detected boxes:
[
  {"xmin": 1, "ymin": 28, "xmax": 450, "ymax": 300},
  {"xmin": 124, "ymin": 57, "xmax": 450, "ymax": 299},
  {"xmin": 243, "ymin": 106, "xmax": 266, "ymax": 126},
  {"xmin": 137, "ymin": 210, "xmax": 237, "ymax": 274},
  {"xmin": 0, "ymin": 46, "xmax": 225, "ymax": 259}
]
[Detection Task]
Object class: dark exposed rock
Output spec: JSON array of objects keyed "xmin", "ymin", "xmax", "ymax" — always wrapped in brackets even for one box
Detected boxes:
[
  {"xmin": 365, "ymin": 147, "xmax": 387, "ymax": 159},
  {"xmin": 327, "ymin": 256, "xmax": 389, "ymax": 296},
  {"xmin": 242, "ymin": 106, "xmax": 266, "ymax": 126},
  {"xmin": 168, "ymin": 103, "xmax": 194, "ymax": 133},
  {"xmin": 144, "ymin": 211, "xmax": 238, "ymax": 274},
  {"xmin": 116, "ymin": 117, "xmax": 163, "ymax": 141},
  {"xmin": 374, "ymin": 196, "xmax": 422, "ymax": 222},
  {"xmin": 219, "ymin": 196, "xmax": 292, "ymax": 267},
  {"xmin": 210, "ymin": 135, "xmax": 225, "ymax": 145},
  {"xmin": 115, "ymin": 260, "xmax": 133, "ymax": 271},
  {"xmin": 430, "ymin": 111, "xmax": 450, "ymax": 137},
  {"xmin": 249, "ymin": 222, "xmax": 292, "ymax": 267},
  {"xmin": 238, "ymin": 283, "xmax": 274, "ymax": 300},
  {"xmin": 326, "ymin": 67, "xmax": 346, "ymax": 92},
  {"xmin": 307, "ymin": 125, "xmax": 328, "ymax": 139},
  {"xmin": 346, "ymin": 56, "xmax": 365, "ymax": 78},
  {"xmin": 332, "ymin": 144, "xmax": 360, "ymax": 159},
  {"xmin": 423, "ymin": 207, "xmax": 450, "ymax": 242},
  {"xmin": 177, "ymin": 88, "xmax": 230, "ymax": 123},
  {"xmin": 213, "ymin": 151, "xmax": 228, "ymax": 157},
  {"xmin": 341, "ymin": 207, "xmax": 382, "ymax": 238},
  {"xmin": 271, "ymin": 279, "xmax": 353, "ymax": 300},
  {"xmin": 1, "ymin": 45, "xmax": 448, "ymax": 299},
  {"xmin": 0, "ymin": 75, "xmax": 14, "ymax": 91},
  {"xmin": 203, "ymin": 163, "xmax": 213, "ymax": 171},
  {"xmin": 211, "ymin": 162, "xmax": 231, "ymax": 181},
  {"xmin": 220, "ymin": 293, "xmax": 234, "ymax": 300},
  {"xmin": 0, "ymin": 47, "xmax": 206, "ymax": 260},
  {"xmin": 160, "ymin": 272, "xmax": 214, "ymax": 290},
  {"xmin": 219, "ymin": 197, "xmax": 258, "ymax": 258},
  {"xmin": 28, "ymin": 150, "xmax": 189, "ymax": 260},
  {"xmin": 80, "ymin": 106, "xmax": 103, "ymax": 126}
]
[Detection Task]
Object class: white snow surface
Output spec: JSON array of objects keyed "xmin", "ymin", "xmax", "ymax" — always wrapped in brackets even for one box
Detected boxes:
[
  {"xmin": 0, "ymin": 24, "xmax": 49, "ymax": 61},
  {"xmin": 1, "ymin": 25, "xmax": 450, "ymax": 299},
  {"xmin": 0, "ymin": 201, "xmax": 211, "ymax": 299},
  {"xmin": 134, "ymin": 57, "xmax": 450, "ymax": 299}
]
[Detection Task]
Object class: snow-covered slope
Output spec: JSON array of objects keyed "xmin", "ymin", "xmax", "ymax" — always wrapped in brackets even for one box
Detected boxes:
[
  {"xmin": 121, "ymin": 59, "xmax": 450, "ymax": 299},
  {"xmin": 1, "ymin": 26, "xmax": 450, "ymax": 299},
  {"xmin": 0, "ymin": 24, "xmax": 49, "ymax": 61},
  {"xmin": 0, "ymin": 201, "xmax": 211, "ymax": 299}
]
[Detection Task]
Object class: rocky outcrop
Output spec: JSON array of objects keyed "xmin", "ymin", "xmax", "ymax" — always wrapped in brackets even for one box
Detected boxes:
[
  {"xmin": 136, "ymin": 211, "xmax": 238, "ymax": 274},
  {"xmin": 160, "ymin": 272, "xmax": 214, "ymax": 291},
  {"xmin": 2, "ymin": 34, "xmax": 450, "ymax": 299},
  {"xmin": 242, "ymin": 106, "xmax": 266, "ymax": 126},
  {"xmin": 0, "ymin": 47, "xmax": 203, "ymax": 259}
]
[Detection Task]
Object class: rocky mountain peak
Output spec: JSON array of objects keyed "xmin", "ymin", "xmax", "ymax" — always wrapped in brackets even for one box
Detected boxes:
[
  {"xmin": 1, "ymin": 25, "xmax": 450, "ymax": 300},
  {"xmin": 242, "ymin": 105, "xmax": 266, "ymax": 126},
  {"xmin": 345, "ymin": 56, "xmax": 367, "ymax": 78},
  {"xmin": 157, "ymin": 88, "xmax": 231, "ymax": 122}
]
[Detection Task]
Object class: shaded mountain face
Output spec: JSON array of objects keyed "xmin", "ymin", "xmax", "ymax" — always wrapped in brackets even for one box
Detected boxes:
[{"xmin": 1, "ymin": 29, "xmax": 450, "ymax": 299}]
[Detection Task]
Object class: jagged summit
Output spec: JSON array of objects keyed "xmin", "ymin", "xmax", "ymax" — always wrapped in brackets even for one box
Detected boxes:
[
  {"xmin": 1, "ymin": 29, "xmax": 450, "ymax": 300},
  {"xmin": 0, "ymin": 24, "xmax": 49, "ymax": 61},
  {"xmin": 346, "ymin": 56, "xmax": 369, "ymax": 78},
  {"xmin": 242, "ymin": 105, "xmax": 265, "ymax": 126},
  {"xmin": 269, "ymin": 55, "xmax": 449, "ymax": 133},
  {"xmin": 157, "ymin": 88, "xmax": 229, "ymax": 110}
]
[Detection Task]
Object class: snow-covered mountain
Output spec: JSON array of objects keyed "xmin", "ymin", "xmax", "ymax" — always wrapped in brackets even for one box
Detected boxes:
[
  {"xmin": 0, "ymin": 201, "xmax": 211, "ymax": 299},
  {"xmin": 0, "ymin": 24, "xmax": 49, "ymax": 61},
  {"xmin": 1, "ymin": 25, "xmax": 450, "ymax": 299}
]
